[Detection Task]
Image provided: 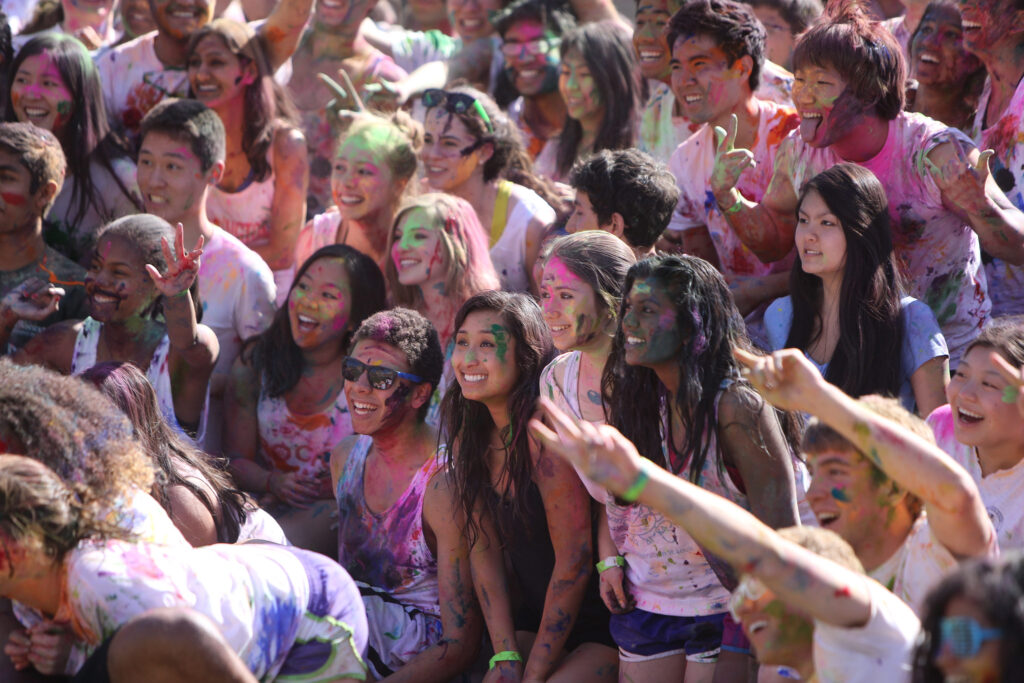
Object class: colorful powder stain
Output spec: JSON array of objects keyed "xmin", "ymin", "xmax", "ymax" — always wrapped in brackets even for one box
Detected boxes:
[
  {"xmin": 1, "ymin": 192, "xmax": 27, "ymax": 206},
  {"xmin": 830, "ymin": 487, "xmax": 851, "ymax": 502},
  {"xmin": 490, "ymin": 324, "xmax": 508, "ymax": 363},
  {"xmin": 38, "ymin": 256, "xmax": 86, "ymax": 287}
]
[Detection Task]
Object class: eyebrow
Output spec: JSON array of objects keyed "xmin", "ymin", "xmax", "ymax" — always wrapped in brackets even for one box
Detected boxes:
[{"xmin": 810, "ymin": 455, "xmax": 854, "ymax": 469}]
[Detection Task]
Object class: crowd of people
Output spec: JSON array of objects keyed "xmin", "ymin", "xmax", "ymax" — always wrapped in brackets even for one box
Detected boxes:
[{"xmin": 0, "ymin": 0, "xmax": 1023, "ymax": 679}]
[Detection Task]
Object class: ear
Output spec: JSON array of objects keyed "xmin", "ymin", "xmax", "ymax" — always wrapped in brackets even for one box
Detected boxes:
[
  {"xmin": 33, "ymin": 179, "xmax": 59, "ymax": 216},
  {"xmin": 607, "ymin": 212, "xmax": 627, "ymax": 239},
  {"xmin": 205, "ymin": 160, "xmax": 225, "ymax": 186},
  {"xmin": 410, "ymin": 381, "xmax": 434, "ymax": 411},
  {"xmin": 476, "ymin": 140, "xmax": 495, "ymax": 165},
  {"xmin": 240, "ymin": 61, "xmax": 258, "ymax": 87},
  {"xmin": 733, "ymin": 55, "xmax": 754, "ymax": 83}
]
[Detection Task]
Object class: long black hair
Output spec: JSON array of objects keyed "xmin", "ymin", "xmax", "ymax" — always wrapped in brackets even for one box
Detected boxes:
[
  {"xmin": 554, "ymin": 21, "xmax": 641, "ymax": 179},
  {"xmin": 602, "ymin": 254, "xmax": 757, "ymax": 480},
  {"xmin": 242, "ymin": 244, "xmax": 386, "ymax": 398},
  {"xmin": 442, "ymin": 290, "xmax": 556, "ymax": 544},
  {"xmin": 785, "ymin": 163, "xmax": 904, "ymax": 399}
]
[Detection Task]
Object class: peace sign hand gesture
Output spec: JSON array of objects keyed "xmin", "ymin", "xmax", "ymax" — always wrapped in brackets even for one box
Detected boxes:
[
  {"xmin": 145, "ymin": 223, "xmax": 203, "ymax": 298},
  {"xmin": 710, "ymin": 113, "xmax": 757, "ymax": 198}
]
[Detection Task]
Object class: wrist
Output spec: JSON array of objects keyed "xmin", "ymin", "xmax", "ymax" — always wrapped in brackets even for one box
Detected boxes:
[
  {"xmin": 596, "ymin": 555, "xmax": 625, "ymax": 573},
  {"xmin": 715, "ymin": 188, "xmax": 743, "ymax": 214},
  {"xmin": 620, "ymin": 460, "xmax": 650, "ymax": 503},
  {"xmin": 489, "ymin": 650, "xmax": 523, "ymax": 670}
]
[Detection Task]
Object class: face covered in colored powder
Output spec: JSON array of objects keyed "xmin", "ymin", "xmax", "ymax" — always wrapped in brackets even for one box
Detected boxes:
[
  {"xmin": 149, "ymin": 0, "xmax": 215, "ymax": 42},
  {"xmin": 792, "ymin": 63, "xmax": 866, "ymax": 148},
  {"xmin": 559, "ymin": 48, "xmax": 603, "ymax": 127},
  {"xmin": 452, "ymin": 309, "xmax": 519, "ymax": 405},
  {"xmin": 540, "ymin": 256, "xmax": 608, "ymax": 353},
  {"xmin": 633, "ymin": 0, "xmax": 674, "ymax": 81},
  {"xmin": 959, "ymin": 0, "xmax": 1024, "ymax": 57},
  {"xmin": 137, "ymin": 131, "xmax": 217, "ymax": 225},
  {"xmin": 421, "ymin": 110, "xmax": 483, "ymax": 192},
  {"xmin": 448, "ymin": 0, "xmax": 502, "ymax": 41},
  {"xmin": 332, "ymin": 130, "xmax": 401, "ymax": 221},
  {"xmin": 122, "ymin": 0, "xmax": 158, "ymax": 37},
  {"xmin": 909, "ymin": 4, "xmax": 982, "ymax": 87},
  {"xmin": 288, "ymin": 257, "xmax": 353, "ymax": 350},
  {"xmin": 314, "ymin": 0, "xmax": 375, "ymax": 36},
  {"xmin": 187, "ymin": 34, "xmax": 253, "ymax": 110},
  {"xmin": 795, "ymin": 189, "xmax": 847, "ymax": 280},
  {"xmin": 670, "ymin": 33, "xmax": 750, "ymax": 125},
  {"xmin": 10, "ymin": 53, "xmax": 74, "ymax": 134},
  {"xmin": 501, "ymin": 18, "xmax": 561, "ymax": 97},
  {"xmin": 731, "ymin": 576, "xmax": 815, "ymax": 670},
  {"xmin": 86, "ymin": 234, "xmax": 160, "ymax": 322},
  {"xmin": 345, "ymin": 338, "xmax": 425, "ymax": 435},
  {"xmin": 933, "ymin": 596, "xmax": 1003, "ymax": 683},
  {"xmin": 946, "ymin": 345, "xmax": 1024, "ymax": 452},
  {"xmin": 0, "ymin": 149, "xmax": 51, "ymax": 234},
  {"xmin": 620, "ymin": 277, "xmax": 684, "ymax": 370},
  {"xmin": 392, "ymin": 206, "xmax": 445, "ymax": 287}
]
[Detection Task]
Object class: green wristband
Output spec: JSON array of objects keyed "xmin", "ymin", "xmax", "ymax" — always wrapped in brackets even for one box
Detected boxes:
[
  {"xmin": 489, "ymin": 650, "xmax": 523, "ymax": 670},
  {"xmin": 596, "ymin": 555, "xmax": 625, "ymax": 573},
  {"xmin": 620, "ymin": 462, "xmax": 650, "ymax": 503}
]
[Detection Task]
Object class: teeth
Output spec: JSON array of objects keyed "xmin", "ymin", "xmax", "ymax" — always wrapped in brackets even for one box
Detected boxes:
[
  {"xmin": 399, "ymin": 259, "xmax": 420, "ymax": 267},
  {"xmin": 92, "ymin": 294, "xmax": 119, "ymax": 303},
  {"xmin": 461, "ymin": 18, "xmax": 482, "ymax": 28},
  {"xmin": 463, "ymin": 373, "xmax": 487, "ymax": 382},
  {"xmin": 550, "ymin": 325, "xmax": 569, "ymax": 332},
  {"xmin": 639, "ymin": 50, "xmax": 662, "ymax": 60},
  {"xmin": 748, "ymin": 620, "xmax": 768, "ymax": 634},
  {"xmin": 196, "ymin": 84, "xmax": 218, "ymax": 92},
  {"xmin": 171, "ymin": 10, "xmax": 195, "ymax": 17},
  {"xmin": 958, "ymin": 408, "xmax": 983, "ymax": 419},
  {"xmin": 339, "ymin": 195, "xmax": 362, "ymax": 205},
  {"xmin": 426, "ymin": 165, "xmax": 446, "ymax": 174},
  {"xmin": 684, "ymin": 95, "xmax": 701, "ymax": 103},
  {"xmin": 519, "ymin": 69, "xmax": 540, "ymax": 78},
  {"xmin": 802, "ymin": 112, "xmax": 822, "ymax": 119},
  {"xmin": 920, "ymin": 53, "xmax": 939, "ymax": 64},
  {"xmin": 626, "ymin": 336, "xmax": 644, "ymax": 345},
  {"xmin": 818, "ymin": 512, "xmax": 839, "ymax": 525},
  {"xmin": 804, "ymin": 249, "xmax": 821, "ymax": 255},
  {"xmin": 961, "ymin": 20, "xmax": 981, "ymax": 28},
  {"xmin": 147, "ymin": 194, "xmax": 167, "ymax": 205},
  {"xmin": 23, "ymin": 107, "xmax": 49, "ymax": 117},
  {"xmin": 352, "ymin": 401, "xmax": 376, "ymax": 412},
  {"xmin": 297, "ymin": 315, "xmax": 316, "ymax": 325}
]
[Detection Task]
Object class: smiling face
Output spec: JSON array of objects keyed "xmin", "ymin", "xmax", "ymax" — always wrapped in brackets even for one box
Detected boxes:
[
  {"xmin": 86, "ymin": 235, "xmax": 158, "ymax": 322},
  {"xmin": 620, "ymin": 277, "xmax": 684, "ymax": 370},
  {"xmin": 138, "ymin": 131, "xmax": 216, "ymax": 225},
  {"xmin": 0, "ymin": 149, "xmax": 51, "ymax": 234},
  {"xmin": 448, "ymin": 0, "xmax": 501, "ymax": 41},
  {"xmin": 421, "ymin": 110, "xmax": 481, "ymax": 192},
  {"xmin": 10, "ymin": 53, "xmax": 74, "ymax": 135},
  {"xmin": 909, "ymin": 5, "xmax": 981, "ymax": 87},
  {"xmin": 958, "ymin": 0, "xmax": 1024, "ymax": 58},
  {"xmin": 314, "ymin": 0, "xmax": 374, "ymax": 35},
  {"xmin": 732, "ymin": 579, "xmax": 815, "ymax": 669},
  {"xmin": 792, "ymin": 63, "xmax": 866, "ymax": 148},
  {"xmin": 559, "ymin": 48, "xmax": 603, "ymax": 127},
  {"xmin": 345, "ymin": 338, "xmax": 424, "ymax": 435},
  {"xmin": 187, "ymin": 35, "xmax": 252, "ymax": 109},
  {"xmin": 122, "ymin": 0, "xmax": 158, "ymax": 37},
  {"xmin": 288, "ymin": 257, "xmax": 354, "ymax": 350},
  {"xmin": 933, "ymin": 596, "xmax": 1003, "ymax": 683},
  {"xmin": 452, "ymin": 309, "xmax": 519, "ymax": 406},
  {"xmin": 331, "ymin": 132, "xmax": 400, "ymax": 221},
  {"xmin": 946, "ymin": 346, "xmax": 1024, "ymax": 452},
  {"xmin": 392, "ymin": 206, "xmax": 445, "ymax": 287},
  {"xmin": 795, "ymin": 190, "xmax": 847, "ymax": 280},
  {"xmin": 502, "ymin": 18, "xmax": 561, "ymax": 96},
  {"xmin": 670, "ymin": 33, "xmax": 748, "ymax": 125},
  {"xmin": 540, "ymin": 257, "xmax": 607, "ymax": 353},
  {"xmin": 61, "ymin": 0, "xmax": 116, "ymax": 25},
  {"xmin": 634, "ymin": 0, "xmax": 674, "ymax": 81},
  {"xmin": 149, "ymin": 0, "xmax": 214, "ymax": 41}
]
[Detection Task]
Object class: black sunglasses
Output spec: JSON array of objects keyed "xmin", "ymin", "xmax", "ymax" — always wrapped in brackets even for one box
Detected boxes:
[
  {"xmin": 422, "ymin": 88, "xmax": 495, "ymax": 133},
  {"xmin": 342, "ymin": 356, "xmax": 425, "ymax": 390}
]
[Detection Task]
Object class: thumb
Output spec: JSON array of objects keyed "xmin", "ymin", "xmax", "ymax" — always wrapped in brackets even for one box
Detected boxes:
[
  {"xmin": 726, "ymin": 112, "xmax": 739, "ymax": 150},
  {"xmin": 714, "ymin": 125, "xmax": 728, "ymax": 153},
  {"xmin": 976, "ymin": 149, "xmax": 995, "ymax": 175}
]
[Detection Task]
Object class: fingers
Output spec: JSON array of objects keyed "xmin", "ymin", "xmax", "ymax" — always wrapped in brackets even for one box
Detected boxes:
[
  {"xmin": 175, "ymin": 224, "xmax": 186, "ymax": 262},
  {"xmin": 991, "ymin": 352, "xmax": 1023, "ymax": 405},
  {"xmin": 732, "ymin": 347, "xmax": 760, "ymax": 369},
  {"xmin": 947, "ymin": 131, "xmax": 971, "ymax": 167},
  {"xmin": 317, "ymin": 72, "xmax": 349, "ymax": 101},
  {"xmin": 713, "ymin": 125, "xmax": 728, "ymax": 153},
  {"xmin": 144, "ymin": 263, "xmax": 163, "ymax": 284},
  {"xmin": 976, "ymin": 149, "xmax": 995, "ymax": 174},
  {"xmin": 726, "ymin": 112, "xmax": 739, "ymax": 151},
  {"xmin": 160, "ymin": 236, "xmax": 175, "ymax": 270},
  {"xmin": 338, "ymin": 70, "xmax": 366, "ymax": 112},
  {"xmin": 528, "ymin": 417, "xmax": 577, "ymax": 467},
  {"xmin": 536, "ymin": 396, "xmax": 585, "ymax": 441}
]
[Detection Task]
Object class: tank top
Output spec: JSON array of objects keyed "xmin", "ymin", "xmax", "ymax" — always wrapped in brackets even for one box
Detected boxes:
[
  {"xmin": 256, "ymin": 375, "xmax": 352, "ymax": 482},
  {"xmin": 335, "ymin": 435, "xmax": 445, "ymax": 615},
  {"xmin": 207, "ymin": 158, "xmax": 276, "ymax": 248}
]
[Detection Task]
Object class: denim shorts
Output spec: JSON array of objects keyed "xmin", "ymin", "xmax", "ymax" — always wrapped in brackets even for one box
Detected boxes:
[{"xmin": 609, "ymin": 608, "xmax": 725, "ymax": 663}]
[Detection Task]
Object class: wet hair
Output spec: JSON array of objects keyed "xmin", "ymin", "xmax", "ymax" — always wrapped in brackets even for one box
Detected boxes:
[
  {"xmin": 337, "ymin": 112, "xmax": 423, "ymax": 197},
  {"xmin": 568, "ymin": 149, "xmax": 679, "ymax": 249},
  {"xmin": 667, "ymin": 0, "xmax": 767, "ymax": 91},
  {"xmin": 555, "ymin": 21, "xmax": 641, "ymax": 178},
  {"xmin": 243, "ymin": 244, "xmax": 387, "ymax": 398},
  {"xmin": 492, "ymin": 0, "xmax": 577, "ymax": 40},
  {"xmin": 777, "ymin": 525, "xmax": 865, "ymax": 573},
  {"xmin": 81, "ymin": 362, "xmax": 252, "ymax": 543},
  {"xmin": 92, "ymin": 214, "xmax": 203, "ymax": 322},
  {"xmin": 543, "ymin": 231, "xmax": 636, "ymax": 323},
  {"xmin": 187, "ymin": 18, "xmax": 299, "ymax": 182},
  {"xmin": 349, "ymin": 308, "xmax": 446, "ymax": 419},
  {"xmin": 434, "ymin": 84, "xmax": 564, "ymax": 211},
  {"xmin": 802, "ymin": 394, "xmax": 926, "ymax": 520},
  {"xmin": 964, "ymin": 317, "xmax": 1024, "ymax": 369},
  {"xmin": 443, "ymin": 291, "xmax": 556, "ymax": 544},
  {"xmin": 914, "ymin": 554, "xmax": 1024, "ymax": 683},
  {"xmin": 603, "ymin": 254, "xmax": 765, "ymax": 482},
  {"xmin": 0, "ymin": 358, "xmax": 154, "ymax": 516},
  {"xmin": 786, "ymin": 163, "xmax": 905, "ymax": 399},
  {"xmin": 0, "ymin": 121, "xmax": 65, "ymax": 211},
  {"xmin": 139, "ymin": 98, "xmax": 226, "ymax": 172},
  {"xmin": 5, "ymin": 34, "xmax": 141, "ymax": 250},
  {"xmin": 791, "ymin": 0, "xmax": 905, "ymax": 120},
  {"xmin": 744, "ymin": 0, "xmax": 823, "ymax": 34},
  {"xmin": 0, "ymin": 455, "xmax": 128, "ymax": 565}
]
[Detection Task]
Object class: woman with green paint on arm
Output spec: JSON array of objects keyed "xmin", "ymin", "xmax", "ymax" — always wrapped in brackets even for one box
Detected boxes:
[{"xmin": 442, "ymin": 290, "xmax": 618, "ymax": 683}]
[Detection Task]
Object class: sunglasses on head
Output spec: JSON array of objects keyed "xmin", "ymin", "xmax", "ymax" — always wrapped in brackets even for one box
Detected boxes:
[
  {"xmin": 938, "ymin": 616, "xmax": 1001, "ymax": 659},
  {"xmin": 342, "ymin": 356, "xmax": 425, "ymax": 391},
  {"xmin": 422, "ymin": 89, "xmax": 495, "ymax": 133}
]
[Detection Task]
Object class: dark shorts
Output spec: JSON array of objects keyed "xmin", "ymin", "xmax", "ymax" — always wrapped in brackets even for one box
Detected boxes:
[
  {"xmin": 721, "ymin": 613, "xmax": 751, "ymax": 654},
  {"xmin": 514, "ymin": 605, "xmax": 616, "ymax": 651},
  {"xmin": 609, "ymin": 609, "xmax": 725, "ymax": 663}
]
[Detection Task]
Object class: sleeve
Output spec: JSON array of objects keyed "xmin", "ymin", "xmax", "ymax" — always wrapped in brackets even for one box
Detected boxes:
[
  {"xmin": 234, "ymin": 257, "xmax": 278, "ymax": 342},
  {"xmin": 762, "ymin": 296, "xmax": 793, "ymax": 351},
  {"xmin": 666, "ymin": 138, "xmax": 706, "ymax": 233},
  {"xmin": 900, "ymin": 297, "xmax": 949, "ymax": 376}
]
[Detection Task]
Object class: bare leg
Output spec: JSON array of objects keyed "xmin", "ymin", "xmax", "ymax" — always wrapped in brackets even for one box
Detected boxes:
[
  {"xmin": 618, "ymin": 652, "xmax": 690, "ymax": 683},
  {"xmin": 548, "ymin": 642, "xmax": 618, "ymax": 682},
  {"xmin": 713, "ymin": 650, "xmax": 756, "ymax": 683},
  {"xmin": 107, "ymin": 608, "xmax": 257, "ymax": 683}
]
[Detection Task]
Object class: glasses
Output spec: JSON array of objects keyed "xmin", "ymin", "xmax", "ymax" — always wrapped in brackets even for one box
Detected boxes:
[
  {"xmin": 500, "ymin": 37, "xmax": 560, "ymax": 59},
  {"xmin": 938, "ymin": 616, "xmax": 1001, "ymax": 659},
  {"xmin": 341, "ymin": 357, "xmax": 425, "ymax": 391},
  {"xmin": 728, "ymin": 575, "xmax": 768, "ymax": 621},
  {"xmin": 422, "ymin": 89, "xmax": 494, "ymax": 133}
]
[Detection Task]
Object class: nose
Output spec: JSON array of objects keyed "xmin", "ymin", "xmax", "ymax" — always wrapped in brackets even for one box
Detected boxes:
[{"xmin": 804, "ymin": 473, "xmax": 829, "ymax": 506}]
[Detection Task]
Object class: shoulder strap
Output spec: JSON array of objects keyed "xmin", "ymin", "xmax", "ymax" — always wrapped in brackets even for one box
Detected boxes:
[{"xmin": 490, "ymin": 180, "xmax": 514, "ymax": 248}]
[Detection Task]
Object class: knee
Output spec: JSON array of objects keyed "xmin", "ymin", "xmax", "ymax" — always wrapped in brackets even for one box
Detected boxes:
[{"xmin": 107, "ymin": 608, "xmax": 223, "ymax": 672}]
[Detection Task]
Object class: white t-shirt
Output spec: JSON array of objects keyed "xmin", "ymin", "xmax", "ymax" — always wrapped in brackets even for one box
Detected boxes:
[
  {"xmin": 813, "ymin": 578, "xmax": 920, "ymax": 683},
  {"xmin": 489, "ymin": 183, "xmax": 556, "ymax": 293}
]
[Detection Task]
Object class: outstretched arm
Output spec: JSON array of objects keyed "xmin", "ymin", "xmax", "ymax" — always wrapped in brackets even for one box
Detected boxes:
[{"xmin": 259, "ymin": 0, "xmax": 314, "ymax": 70}]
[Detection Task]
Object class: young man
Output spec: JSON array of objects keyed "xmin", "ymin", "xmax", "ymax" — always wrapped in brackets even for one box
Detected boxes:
[
  {"xmin": 712, "ymin": 2, "xmax": 1024, "ymax": 365},
  {"xmin": 330, "ymin": 308, "xmax": 482, "ymax": 682},
  {"xmin": 96, "ymin": 0, "xmax": 312, "ymax": 136},
  {"xmin": 664, "ymin": 0, "xmax": 799, "ymax": 336},
  {"xmin": 137, "ymin": 99, "xmax": 276, "ymax": 454},
  {"xmin": 566, "ymin": 148, "xmax": 679, "ymax": 259},
  {"xmin": 0, "ymin": 122, "xmax": 87, "ymax": 355}
]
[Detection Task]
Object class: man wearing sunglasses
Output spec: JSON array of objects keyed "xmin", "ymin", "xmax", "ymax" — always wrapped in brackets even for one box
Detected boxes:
[{"xmin": 329, "ymin": 308, "xmax": 483, "ymax": 682}]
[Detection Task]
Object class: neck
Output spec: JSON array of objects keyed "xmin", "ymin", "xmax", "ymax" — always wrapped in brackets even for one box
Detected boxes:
[
  {"xmin": 214, "ymin": 102, "xmax": 248, "ymax": 150},
  {"xmin": 912, "ymin": 83, "xmax": 971, "ymax": 127},
  {"xmin": 450, "ymin": 169, "xmax": 490, "ymax": 211},
  {"xmin": 711, "ymin": 94, "xmax": 760, "ymax": 151},
  {"xmin": 831, "ymin": 114, "xmax": 890, "ymax": 163},
  {"xmin": 857, "ymin": 508, "xmax": 915, "ymax": 572},
  {"xmin": 655, "ymin": 364, "xmax": 679, "ymax": 397},
  {"xmin": 633, "ymin": 244, "xmax": 656, "ymax": 260},
  {"xmin": 351, "ymin": 206, "xmax": 395, "ymax": 258},
  {"xmin": 0, "ymin": 222, "xmax": 46, "ymax": 272},
  {"xmin": 578, "ymin": 114, "xmax": 603, "ymax": 152},
  {"xmin": 420, "ymin": 279, "xmax": 459, "ymax": 347},
  {"xmin": 371, "ymin": 417, "xmax": 435, "ymax": 467},
  {"xmin": 976, "ymin": 441, "xmax": 1024, "ymax": 477},
  {"xmin": 153, "ymin": 31, "xmax": 191, "ymax": 68},
  {"xmin": 485, "ymin": 399, "xmax": 511, "ymax": 433},
  {"xmin": 978, "ymin": 40, "xmax": 1024, "ymax": 111},
  {"xmin": 176, "ymin": 205, "xmax": 218, "ymax": 247},
  {"xmin": 525, "ymin": 90, "xmax": 568, "ymax": 138}
]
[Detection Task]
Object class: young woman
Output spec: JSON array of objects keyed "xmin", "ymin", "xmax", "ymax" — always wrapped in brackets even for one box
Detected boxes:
[
  {"xmin": 553, "ymin": 21, "xmax": 641, "ymax": 182},
  {"xmin": 9, "ymin": 215, "xmax": 218, "ymax": 440},
  {"xmin": 81, "ymin": 361, "xmax": 287, "ymax": 547},
  {"xmin": 295, "ymin": 112, "xmax": 421, "ymax": 272},
  {"xmin": 914, "ymin": 555, "xmax": 1024, "ymax": 682},
  {"xmin": 601, "ymin": 253, "xmax": 802, "ymax": 683},
  {"xmin": 6, "ymin": 34, "xmax": 141, "ymax": 262},
  {"xmin": 187, "ymin": 18, "xmax": 309, "ymax": 302},
  {"xmin": 442, "ymin": 290, "xmax": 618, "ymax": 682},
  {"xmin": 223, "ymin": 244, "xmax": 386, "ymax": 555},
  {"xmin": 764, "ymin": 163, "xmax": 949, "ymax": 416},
  {"xmin": 15, "ymin": 0, "xmax": 119, "ymax": 49},
  {"xmin": 420, "ymin": 85, "xmax": 561, "ymax": 293}
]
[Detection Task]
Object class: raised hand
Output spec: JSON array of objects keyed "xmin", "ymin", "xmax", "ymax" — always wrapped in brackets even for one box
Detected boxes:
[
  {"xmin": 992, "ymin": 352, "xmax": 1024, "ymax": 420},
  {"xmin": 925, "ymin": 132, "xmax": 994, "ymax": 215},
  {"xmin": 145, "ymin": 223, "xmax": 203, "ymax": 298},
  {"xmin": 710, "ymin": 113, "xmax": 757, "ymax": 198},
  {"xmin": 733, "ymin": 347, "xmax": 827, "ymax": 413},
  {"xmin": 318, "ymin": 71, "xmax": 367, "ymax": 134},
  {"xmin": 0, "ymin": 278, "xmax": 65, "ymax": 323}
]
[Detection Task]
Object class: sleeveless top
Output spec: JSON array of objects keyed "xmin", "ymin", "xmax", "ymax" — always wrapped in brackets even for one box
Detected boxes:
[
  {"xmin": 207, "ymin": 156, "xmax": 276, "ymax": 248},
  {"xmin": 257, "ymin": 374, "xmax": 352, "ymax": 483},
  {"xmin": 488, "ymin": 183, "xmax": 556, "ymax": 293},
  {"xmin": 294, "ymin": 209, "xmax": 342, "ymax": 272},
  {"xmin": 336, "ymin": 435, "xmax": 445, "ymax": 615}
]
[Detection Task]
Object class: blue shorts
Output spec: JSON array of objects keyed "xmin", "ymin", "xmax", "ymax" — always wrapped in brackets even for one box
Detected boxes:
[{"xmin": 609, "ymin": 609, "xmax": 725, "ymax": 663}]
